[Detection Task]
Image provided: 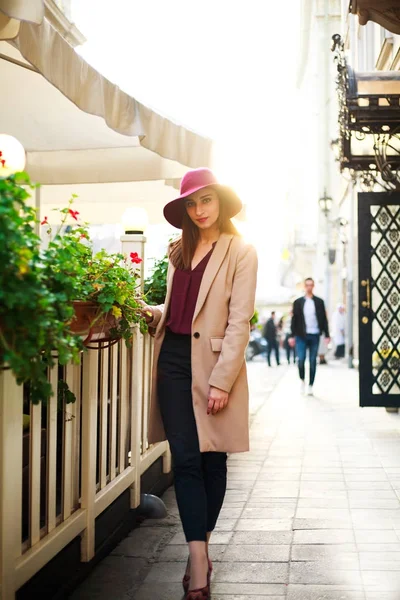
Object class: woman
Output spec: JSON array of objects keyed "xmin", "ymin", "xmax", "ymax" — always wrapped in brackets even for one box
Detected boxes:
[{"xmin": 143, "ymin": 168, "xmax": 258, "ymax": 600}]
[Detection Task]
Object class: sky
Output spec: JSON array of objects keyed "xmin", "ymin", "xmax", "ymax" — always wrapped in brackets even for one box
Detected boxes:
[{"xmin": 71, "ymin": 0, "xmax": 308, "ymax": 294}]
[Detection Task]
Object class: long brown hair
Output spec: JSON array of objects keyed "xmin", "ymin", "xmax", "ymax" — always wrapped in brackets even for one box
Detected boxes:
[{"xmin": 169, "ymin": 191, "xmax": 240, "ymax": 270}]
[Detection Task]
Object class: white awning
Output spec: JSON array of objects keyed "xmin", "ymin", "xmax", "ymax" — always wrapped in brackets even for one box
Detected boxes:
[
  {"xmin": 0, "ymin": 0, "xmax": 43, "ymax": 39},
  {"xmin": 0, "ymin": 17, "xmax": 213, "ymax": 184}
]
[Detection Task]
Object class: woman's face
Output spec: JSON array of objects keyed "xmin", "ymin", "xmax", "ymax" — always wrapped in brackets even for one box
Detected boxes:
[{"xmin": 185, "ymin": 186, "xmax": 220, "ymax": 231}]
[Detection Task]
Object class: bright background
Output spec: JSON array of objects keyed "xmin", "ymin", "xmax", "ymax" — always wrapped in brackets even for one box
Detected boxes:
[{"xmin": 70, "ymin": 0, "xmax": 314, "ymax": 300}]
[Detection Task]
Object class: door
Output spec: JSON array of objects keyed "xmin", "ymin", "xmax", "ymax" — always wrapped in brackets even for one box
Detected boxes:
[{"xmin": 359, "ymin": 193, "xmax": 400, "ymax": 408}]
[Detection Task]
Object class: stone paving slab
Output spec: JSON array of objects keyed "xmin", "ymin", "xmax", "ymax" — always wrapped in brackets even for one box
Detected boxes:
[
  {"xmin": 212, "ymin": 582, "xmax": 287, "ymax": 595},
  {"xmin": 221, "ymin": 544, "xmax": 291, "ymax": 563},
  {"xmin": 69, "ymin": 360, "xmax": 400, "ymax": 599},
  {"xmin": 286, "ymin": 586, "xmax": 365, "ymax": 599},
  {"xmin": 68, "ymin": 556, "xmax": 148, "ymax": 599}
]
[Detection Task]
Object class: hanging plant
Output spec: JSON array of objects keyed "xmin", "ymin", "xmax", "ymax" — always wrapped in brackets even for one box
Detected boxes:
[
  {"xmin": 41, "ymin": 203, "xmax": 148, "ymax": 347},
  {"xmin": 0, "ymin": 175, "xmax": 83, "ymax": 404},
  {"xmin": 0, "ymin": 175, "xmax": 148, "ymax": 404}
]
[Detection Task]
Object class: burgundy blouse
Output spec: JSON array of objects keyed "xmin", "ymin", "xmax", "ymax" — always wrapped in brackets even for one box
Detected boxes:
[{"xmin": 166, "ymin": 244, "xmax": 216, "ymax": 335}]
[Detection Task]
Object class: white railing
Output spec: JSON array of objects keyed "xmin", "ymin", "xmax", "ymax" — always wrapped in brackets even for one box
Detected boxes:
[{"xmin": 0, "ymin": 329, "xmax": 170, "ymax": 600}]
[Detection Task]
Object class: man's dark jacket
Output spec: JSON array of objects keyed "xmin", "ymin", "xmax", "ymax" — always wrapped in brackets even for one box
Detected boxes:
[
  {"xmin": 263, "ymin": 318, "xmax": 277, "ymax": 342},
  {"xmin": 291, "ymin": 296, "xmax": 330, "ymax": 339}
]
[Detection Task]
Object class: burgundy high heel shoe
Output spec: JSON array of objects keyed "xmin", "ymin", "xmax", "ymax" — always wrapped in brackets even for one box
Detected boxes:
[
  {"xmin": 184, "ymin": 561, "xmax": 211, "ymax": 600},
  {"xmin": 182, "ymin": 557, "xmax": 212, "ymax": 594},
  {"xmin": 185, "ymin": 585, "xmax": 210, "ymax": 600}
]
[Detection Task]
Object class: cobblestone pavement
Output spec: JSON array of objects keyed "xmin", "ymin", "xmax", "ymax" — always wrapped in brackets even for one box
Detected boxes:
[{"xmin": 70, "ymin": 357, "xmax": 400, "ymax": 600}]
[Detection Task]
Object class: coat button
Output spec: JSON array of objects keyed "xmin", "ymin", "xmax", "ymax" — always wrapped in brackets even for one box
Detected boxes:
[{"xmin": 193, "ymin": 332, "xmax": 200, "ymax": 339}]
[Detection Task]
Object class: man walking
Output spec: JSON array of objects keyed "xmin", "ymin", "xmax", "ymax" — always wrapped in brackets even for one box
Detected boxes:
[
  {"xmin": 263, "ymin": 311, "xmax": 280, "ymax": 367},
  {"xmin": 290, "ymin": 278, "xmax": 330, "ymax": 395}
]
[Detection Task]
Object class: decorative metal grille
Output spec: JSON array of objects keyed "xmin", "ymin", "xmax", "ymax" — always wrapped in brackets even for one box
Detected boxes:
[
  {"xmin": 332, "ymin": 34, "xmax": 400, "ymax": 191},
  {"xmin": 371, "ymin": 204, "xmax": 400, "ymax": 394}
]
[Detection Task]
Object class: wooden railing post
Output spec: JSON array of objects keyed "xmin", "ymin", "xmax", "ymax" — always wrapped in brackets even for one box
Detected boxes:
[
  {"xmin": 80, "ymin": 350, "xmax": 98, "ymax": 562},
  {"xmin": 130, "ymin": 329, "xmax": 144, "ymax": 508},
  {"xmin": 99, "ymin": 349, "xmax": 109, "ymax": 491},
  {"xmin": 47, "ymin": 362, "xmax": 58, "ymax": 534},
  {"xmin": 64, "ymin": 360, "xmax": 82, "ymax": 519},
  {"xmin": 0, "ymin": 369, "xmax": 23, "ymax": 600}
]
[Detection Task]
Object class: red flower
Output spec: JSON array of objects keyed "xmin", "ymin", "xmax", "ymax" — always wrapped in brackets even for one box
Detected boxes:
[
  {"xmin": 68, "ymin": 209, "xmax": 79, "ymax": 221},
  {"xmin": 41, "ymin": 216, "xmax": 49, "ymax": 225},
  {"xmin": 80, "ymin": 233, "xmax": 88, "ymax": 239},
  {"xmin": 0, "ymin": 159, "xmax": 5, "ymax": 168},
  {"xmin": 130, "ymin": 252, "xmax": 142, "ymax": 264}
]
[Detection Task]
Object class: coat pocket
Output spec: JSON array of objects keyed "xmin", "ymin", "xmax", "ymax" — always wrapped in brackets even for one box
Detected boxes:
[{"xmin": 210, "ymin": 337, "xmax": 224, "ymax": 352}]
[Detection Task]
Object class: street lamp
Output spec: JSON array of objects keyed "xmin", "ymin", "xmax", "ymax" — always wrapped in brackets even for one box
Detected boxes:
[
  {"xmin": 318, "ymin": 189, "xmax": 333, "ymax": 217},
  {"xmin": 121, "ymin": 207, "xmax": 148, "ymax": 235},
  {"xmin": 0, "ymin": 134, "xmax": 26, "ymax": 178}
]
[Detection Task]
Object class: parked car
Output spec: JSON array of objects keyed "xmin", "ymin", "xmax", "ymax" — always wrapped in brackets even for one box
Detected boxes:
[{"xmin": 246, "ymin": 329, "xmax": 267, "ymax": 361}]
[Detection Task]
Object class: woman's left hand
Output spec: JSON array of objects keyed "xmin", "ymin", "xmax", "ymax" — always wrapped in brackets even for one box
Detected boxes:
[{"xmin": 207, "ymin": 386, "xmax": 229, "ymax": 415}]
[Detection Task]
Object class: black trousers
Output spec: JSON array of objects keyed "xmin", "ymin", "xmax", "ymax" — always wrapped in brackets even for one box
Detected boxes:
[
  {"xmin": 267, "ymin": 338, "xmax": 280, "ymax": 366},
  {"xmin": 335, "ymin": 343, "xmax": 345, "ymax": 358},
  {"xmin": 157, "ymin": 330, "xmax": 227, "ymax": 542},
  {"xmin": 284, "ymin": 333, "xmax": 296, "ymax": 364}
]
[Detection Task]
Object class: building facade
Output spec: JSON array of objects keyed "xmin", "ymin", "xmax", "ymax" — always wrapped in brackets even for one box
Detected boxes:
[
  {"xmin": 291, "ymin": 0, "xmax": 343, "ymax": 314},
  {"xmin": 333, "ymin": 3, "xmax": 400, "ymax": 409}
]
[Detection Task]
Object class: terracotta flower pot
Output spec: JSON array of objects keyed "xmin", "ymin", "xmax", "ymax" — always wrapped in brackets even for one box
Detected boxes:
[{"xmin": 70, "ymin": 301, "xmax": 120, "ymax": 346}]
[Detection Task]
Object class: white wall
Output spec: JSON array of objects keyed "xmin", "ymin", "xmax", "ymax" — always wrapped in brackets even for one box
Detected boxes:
[{"xmin": 37, "ymin": 180, "xmax": 180, "ymax": 275}]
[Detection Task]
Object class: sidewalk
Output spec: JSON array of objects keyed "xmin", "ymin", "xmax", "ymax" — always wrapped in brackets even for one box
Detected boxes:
[{"xmin": 70, "ymin": 358, "xmax": 400, "ymax": 600}]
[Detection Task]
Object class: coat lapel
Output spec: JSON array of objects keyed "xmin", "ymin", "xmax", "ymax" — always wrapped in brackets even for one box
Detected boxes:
[{"xmin": 192, "ymin": 233, "xmax": 233, "ymax": 323}]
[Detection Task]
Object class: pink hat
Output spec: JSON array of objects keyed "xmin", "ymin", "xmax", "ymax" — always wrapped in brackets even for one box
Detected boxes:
[{"xmin": 163, "ymin": 167, "xmax": 242, "ymax": 229}]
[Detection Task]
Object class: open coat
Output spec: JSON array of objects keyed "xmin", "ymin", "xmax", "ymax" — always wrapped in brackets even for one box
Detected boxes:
[{"xmin": 148, "ymin": 233, "xmax": 258, "ymax": 453}]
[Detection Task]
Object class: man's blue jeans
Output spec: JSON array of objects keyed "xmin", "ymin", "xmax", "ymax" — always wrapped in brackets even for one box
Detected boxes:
[{"xmin": 295, "ymin": 334, "xmax": 320, "ymax": 386}]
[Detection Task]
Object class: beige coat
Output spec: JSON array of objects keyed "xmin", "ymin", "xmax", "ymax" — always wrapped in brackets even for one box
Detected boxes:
[{"xmin": 148, "ymin": 233, "xmax": 258, "ymax": 453}]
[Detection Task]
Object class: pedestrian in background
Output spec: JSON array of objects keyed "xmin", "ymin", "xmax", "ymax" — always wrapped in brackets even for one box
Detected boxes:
[
  {"xmin": 263, "ymin": 311, "xmax": 280, "ymax": 366},
  {"xmin": 283, "ymin": 311, "xmax": 296, "ymax": 364},
  {"xmin": 142, "ymin": 168, "xmax": 258, "ymax": 600},
  {"xmin": 290, "ymin": 277, "xmax": 330, "ymax": 396},
  {"xmin": 333, "ymin": 303, "xmax": 346, "ymax": 359},
  {"xmin": 318, "ymin": 335, "xmax": 329, "ymax": 365}
]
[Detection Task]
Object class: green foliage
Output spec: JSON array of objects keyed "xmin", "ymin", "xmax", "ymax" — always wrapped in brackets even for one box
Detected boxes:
[
  {"xmin": 57, "ymin": 379, "xmax": 76, "ymax": 406},
  {"xmin": 0, "ymin": 175, "xmax": 147, "ymax": 405},
  {"xmin": 144, "ymin": 254, "xmax": 169, "ymax": 306},
  {"xmin": 42, "ymin": 205, "xmax": 148, "ymax": 346},
  {"xmin": 0, "ymin": 175, "xmax": 83, "ymax": 404},
  {"xmin": 250, "ymin": 309, "xmax": 259, "ymax": 326}
]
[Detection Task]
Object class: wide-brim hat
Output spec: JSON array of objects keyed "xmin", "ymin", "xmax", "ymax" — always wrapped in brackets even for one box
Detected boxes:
[{"xmin": 163, "ymin": 167, "xmax": 242, "ymax": 229}]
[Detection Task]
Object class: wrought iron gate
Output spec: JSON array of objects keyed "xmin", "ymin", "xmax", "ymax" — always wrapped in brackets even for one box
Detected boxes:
[{"xmin": 359, "ymin": 193, "xmax": 400, "ymax": 408}]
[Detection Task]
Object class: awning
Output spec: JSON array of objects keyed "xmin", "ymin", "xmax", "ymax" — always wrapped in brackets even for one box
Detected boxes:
[
  {"xmin": 350, "ymin": 1, "xmax": 400, "ymax": 35},
  {"xmin": 0, "ymin": 0, "xmax": 43, "ymax": 40},
  {"xmin": 0, "ymin": 17, "xmax": 213, "ymax": 185}
]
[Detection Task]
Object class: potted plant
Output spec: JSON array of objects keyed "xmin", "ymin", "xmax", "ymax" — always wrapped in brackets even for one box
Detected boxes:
[
  {"xmin": 0, "ymin": 175, "xmax": 83, "ymax": 404},
  {"xmin": 41, "ymin": 201, "xmax": 148, "ymax": 347}
]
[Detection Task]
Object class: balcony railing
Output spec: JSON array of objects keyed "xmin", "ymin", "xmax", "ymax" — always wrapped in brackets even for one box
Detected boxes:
[{"xmin": 0, "ymin": 329, "xmax": 170, "ymax": 599}]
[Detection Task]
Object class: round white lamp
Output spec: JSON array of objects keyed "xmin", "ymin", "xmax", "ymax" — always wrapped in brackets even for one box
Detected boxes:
[
  {"xmin": 0, "ymin": 134, "xmax": 26, "ymax": 178},
  {"xmin": 121, "ymin": 207, "xmax": 149, "ymax": 234}
]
